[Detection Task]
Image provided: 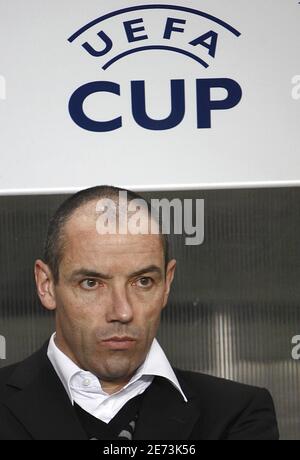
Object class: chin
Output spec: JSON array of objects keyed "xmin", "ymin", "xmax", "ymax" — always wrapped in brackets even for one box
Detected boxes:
[{"xmin": 94, "ymin": 360, "xmax": 134, "ymax": 381}]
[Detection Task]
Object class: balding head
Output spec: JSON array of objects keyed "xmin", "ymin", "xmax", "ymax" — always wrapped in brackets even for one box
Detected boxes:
[{"xmin": 43, "ymin": 186, "xmax": 169, "ymax": 284}]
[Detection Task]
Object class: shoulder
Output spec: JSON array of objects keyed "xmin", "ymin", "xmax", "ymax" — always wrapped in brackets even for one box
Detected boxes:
[
  {"xmin": 174, "ymin": 369, "xmax": 279, "ymax": 440},
  {"xmin": 0, "ymin": 342, "xmax": 49, "ymax": 392},
  {"xmin": 174, "ymin": 368, "xmax": 274, "ymax": 410},
  {"xmin": 0, "ymin": 363, "xmax": 19, "ymax": 383},
  {"xmin": 0, "ymin": 362, "xmax": 21, "ymax": 402},
  {"xmin": 175, "ymin": 368, "xmax": 260, "ymax": 394}
]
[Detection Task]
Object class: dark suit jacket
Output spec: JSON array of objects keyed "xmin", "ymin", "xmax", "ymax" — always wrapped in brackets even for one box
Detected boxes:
[{"xmin": 0, "ymin": 343, "xmax": 279, "ymax": 440}]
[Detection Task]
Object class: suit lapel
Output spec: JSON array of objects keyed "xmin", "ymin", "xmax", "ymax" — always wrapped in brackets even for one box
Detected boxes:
[
  {"xmin": 4, "ymin": 346, "xmax": 87, "ymax": 440},
  {"xmin": 134, "ymin": 375, "xmax": 200, "ymax": 440}
]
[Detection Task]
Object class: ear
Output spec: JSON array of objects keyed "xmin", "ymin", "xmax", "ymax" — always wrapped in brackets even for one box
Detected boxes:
[
  {"xmin": 34, "ymin": 259, "xmax": 57, "ymax": 311},
  {"xmin": 162, "ymin": 259, "xmax": 177, "ymax": 308}
]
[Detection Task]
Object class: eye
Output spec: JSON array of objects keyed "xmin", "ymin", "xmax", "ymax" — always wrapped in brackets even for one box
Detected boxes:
[
  {"xmin": 80, "ymin": 279, "xmax": 99, "ymax": 290},
  {"xmin": 135, "ymin": 277, "xmax": 154, "ymax": 288}
]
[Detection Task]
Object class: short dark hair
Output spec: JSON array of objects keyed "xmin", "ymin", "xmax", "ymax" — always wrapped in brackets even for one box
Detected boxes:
[{"xmin": 43, "ymin": 185, "xmax": 169, "ymax": 284}]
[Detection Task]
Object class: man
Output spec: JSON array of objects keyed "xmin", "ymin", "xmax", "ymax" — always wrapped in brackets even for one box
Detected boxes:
[{"xmin": 0, "ymin": 186, "xmax": 279, "ymax": 440}]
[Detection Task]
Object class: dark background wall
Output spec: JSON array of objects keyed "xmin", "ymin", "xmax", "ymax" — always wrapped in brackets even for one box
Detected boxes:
[{"xmin": 0, "ymin": 188, "xmax": 299, "ymax": 439}]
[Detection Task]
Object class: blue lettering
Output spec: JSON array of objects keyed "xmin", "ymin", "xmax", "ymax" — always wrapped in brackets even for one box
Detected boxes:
[
  {"xmin": 69, "ymin": 81, "xmax": 122, "ymax": 132},
  {"xmin": 190, "ymin": 31, "xmax": 218, "ymax": 57},
  {"xmin": 189, "ymin": 30, "xmax": 218, "ymax": 57},
  {"xmin": 131, "ymin": 80, "xmax": 185, "ymax": 130},
  {"xmin": 196, "ymin": 78, "xmax": 242, "ymax": 128},
  {"xmin": 124, "ymin": 18, "xmax": 148, "ymax": 43},
  {"xmin": 69, "ymin": 79, "xmax": 242, "ymax": 132},
  {"xmin": 82, "ymin": 31, "xmax": 113, "ymax": 57},
  {"xmin": 164, "ymin": 18, "xmax": 186, "ymax": 40}
]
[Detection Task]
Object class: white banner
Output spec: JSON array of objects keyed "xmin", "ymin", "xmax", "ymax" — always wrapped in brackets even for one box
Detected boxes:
[{"xmin": 0, "ymin": 0, "xmax": 299, "ymax": 193}]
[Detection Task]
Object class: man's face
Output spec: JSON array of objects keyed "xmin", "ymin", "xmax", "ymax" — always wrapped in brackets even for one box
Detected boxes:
[{"xmin": 36, "ymin": 201, "xmax": 176, "ymax": 385}]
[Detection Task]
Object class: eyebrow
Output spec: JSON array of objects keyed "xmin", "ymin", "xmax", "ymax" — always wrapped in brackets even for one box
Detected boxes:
[
  {"xmin": 130, "ymin": 265, "xmax": 163, "ymax": 278},
  {"xmin": 69, "ymin": 265, "xmax": 163, "ymax": 281},
  {"xmin": 70, "ymin": 269, "xmax": 112, "ymax": 281}
]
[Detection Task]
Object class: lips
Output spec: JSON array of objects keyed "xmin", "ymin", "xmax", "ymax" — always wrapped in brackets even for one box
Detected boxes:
[
  {"xmin": 103, "ymin": 336, "xmax": 136, "ymax": 342},
  {"xmin": 102, "ymin": 336, "xmax": 137, "ymax": 350}
]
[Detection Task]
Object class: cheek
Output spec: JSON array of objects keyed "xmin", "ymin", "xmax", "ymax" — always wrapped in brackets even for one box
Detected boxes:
[
  {"xmin": 55, "ymin": 288, "xmax": 105, "ymax": 329},
  {"xmin": 133, "ymin": 298, "xmax": 164, "ymax": 332},
  {"xmin": 57, "ymin": 284, "xmax": 102, "ymax": 309},
  {"xmin": 129, "ymin": 286, "xmax": 166, "ymax": 325},
  {"xmin": 131, "ymin": 283, "xmax": 166, "ymax": 305}
]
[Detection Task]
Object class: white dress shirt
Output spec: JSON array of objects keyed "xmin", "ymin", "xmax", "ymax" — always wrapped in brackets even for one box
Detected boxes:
[{"xmin": 47, "ymin": 333, "xmax": 187, "ymax": 424}]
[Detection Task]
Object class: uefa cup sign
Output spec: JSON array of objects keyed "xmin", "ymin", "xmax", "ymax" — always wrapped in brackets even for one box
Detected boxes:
[{"xmin": 68, "ymin": 4, "xmax": 242, "ymax": 133}]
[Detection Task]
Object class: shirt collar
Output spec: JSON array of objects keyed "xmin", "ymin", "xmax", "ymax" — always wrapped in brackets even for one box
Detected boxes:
[{"xmin": 47, "ymin": 333, "xmax": 188, "ymax": 403}]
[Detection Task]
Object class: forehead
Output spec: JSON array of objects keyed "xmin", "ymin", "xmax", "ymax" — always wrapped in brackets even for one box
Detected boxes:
[{"xmin": 61, "ymin": 201, "xmax": 164, "ymax": 271}]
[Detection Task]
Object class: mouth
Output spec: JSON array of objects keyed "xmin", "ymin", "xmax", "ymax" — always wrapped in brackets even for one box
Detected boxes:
[{"xmin": 101, "ymin": 336, "xmax": 137, "ymax": 350}]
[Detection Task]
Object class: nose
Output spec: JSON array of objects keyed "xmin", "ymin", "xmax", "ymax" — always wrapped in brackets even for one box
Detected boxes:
[{"xmin": 105, "ymin": 284, "xmax": 134, "ymax": 323}]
